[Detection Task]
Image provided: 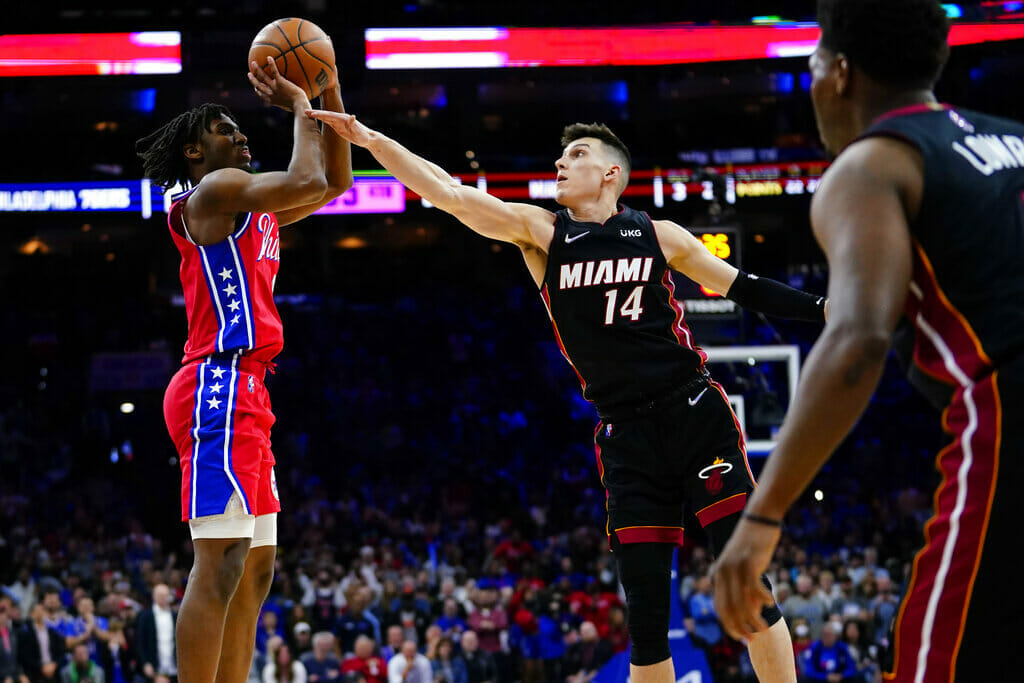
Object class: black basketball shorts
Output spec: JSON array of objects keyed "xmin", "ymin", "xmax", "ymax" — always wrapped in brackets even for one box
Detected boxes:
[{"xmin": 593, "ymin": 379, "xmax": 756, "ymax": 549}]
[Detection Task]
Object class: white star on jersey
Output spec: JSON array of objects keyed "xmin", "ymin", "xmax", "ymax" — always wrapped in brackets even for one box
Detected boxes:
[
  {"xmin": 218, "ymin": 267, "xmax": 233, "ymax": 281},
  {"xmin": 207, "ymin": 396, "xmax": 222, "ymax": 410},
  {"xmin": 210, "ymin": 367, "xmax": 226, "ymax": 379},
  {"xmin": 230, "ymin": 314, "xmax": 241, "ymax": 325},
  {"xmin": 209, "ymin": 382, "xmax": 223, "ymax": 394},
  {"xmin": 228, "ymin": 300, "xmax": 241, "ymax": 312},
  {"xmin": 223, "ymin": 283, "xmax": 238, "ymax": 297}
]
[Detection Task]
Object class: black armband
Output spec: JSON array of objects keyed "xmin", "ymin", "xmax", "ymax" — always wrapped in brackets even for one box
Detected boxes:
[{"xmin": 726, "ymin": 270, "xmax": 826, "ymax": 322}]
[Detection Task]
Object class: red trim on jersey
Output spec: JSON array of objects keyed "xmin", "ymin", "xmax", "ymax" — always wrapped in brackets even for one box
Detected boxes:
[
  {"xmin": 695, "ymin": 492, "xmax": 747, "ymax": 527},
  {"xmin": 594, "ymin": 423, "xmax": 611, "ymax": 543},
  {"xmin": 710, "ymin": 381, "xmax": 755, "ymax": 482},
  {"xmin": 614, "ymin": 525, "xmax": 685, "ymax": 546},
  {"xmin": 905, "ymin": 243, "xmax": 993, "ymax": 386},
  {"xmin": 873, "ymin": 102, "xmax": 951, "ymax": 124},
  {"xmin": 660, "ymin": 271, "xmax": 708, "ymax": 363},
  {"xmin": 540, "ymin": 284, "xmax": 588, "ymax": 391},
  {"xmin": 884, "ymin": 375, "xmax": 1000, "ymax": 682}
]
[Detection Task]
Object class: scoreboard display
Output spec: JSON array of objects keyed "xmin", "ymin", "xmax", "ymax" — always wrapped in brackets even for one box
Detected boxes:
[{"xmin": 672, "ymin": 227, "xmax": 741, "ymax": 319}]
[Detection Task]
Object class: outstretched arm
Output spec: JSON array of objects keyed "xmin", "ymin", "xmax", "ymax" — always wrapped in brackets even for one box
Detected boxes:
[
  {"xmin": 304, "ymin": 110, "xmax": 553, "ymax": 248},
  {"xmin": 654, "ymin": 220, "xmax": 827, "ymax": 322},
  {"xmin": 711, "ymin": 136, "xmax": 920, "ymax": 640}
]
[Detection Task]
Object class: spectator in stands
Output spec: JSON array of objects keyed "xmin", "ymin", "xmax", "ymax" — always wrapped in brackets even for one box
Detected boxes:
[
  {"xmin": 799, "ymin": 622, "xmax": 858, "ymax": 683},
  {"xmin": 300, "ymin": 632, "xmax": 341, "ymax": 683},
  {"xmin": 564, "ymin": 621, "xmax": 611, "ymax": 683},
  {"xmin": 422, "ymin": 626, "xmax": 442, "ymax": 662},
  {"xmin": 1, "ymin": 601, "xmax": 27, "ymax": 683},
  {"xmin": 257, "ymin": 612, "xmax": 286, "ymax": 657},
  {"xmin": 60, "ymin": 644, "xmax": 103, "ymax": 683},
  {"xmin": 833, "ymin": 575, "xmax": 861, "ymax": 622},
  {"xmin": 378, "ymin": 628, "xmax": 403, "ymax": 664},
  {"xmin": 487, "ymin": 530, "xmax": 534, "ymax": 576},
  {"xmin": 18, "ymin": 604, "xmax": 65, "ymax": 683},
  {"xmin": 869, "ymin": 576, "xmax": 899, "ymax": 646},
  {"xmin": 340, "ymin": 636, "xmax": 384, "ymax": 683},
  {"xmin": 433, "ymin": 600, "xmax": 467, "ymax": 643},
  {"xmin": 686, "ymin": 575, "xmax": 722, "ymax": 650},
  {"xmin": 815, "ymin": 571, "xmax": 841, "ymax": 614},
  {"xmin": 535, "ymin": 596, "xmax": 566, "ymax": 683},
  {"xmin": 336, "ymin": 588, "xmax": 378, "ymax": 656},
  {"xmin": 385, "ymin": 641, "xmax": 430, "ymax": 683},
  {"xmin": 784, "ymin": 575, "xmax": 829, "ymax": 639},
  {"xmin": 429, "ymin": 637, "xmax": 467, "ymax": 683},
  {"xmin": 136, "ymin": 584, "xmax": 176, "ymax": 683},
  {"xmin": 464, "ymin": 589, "xmax": 506, "ymax": 660},
  {"xmin": 790, "ymin": 617, "xmax": 813, "ymax": 665},
  {"xmin": 386, "ymin": 583, "xmax": 429, "ymax": 646},
  {"xmin": 263, "ymin": 643, "xmax": 306, "ymax": 683},
  {"xmin": 840, "ymin": 620, "xmax": 873, "ymax": 683},
  {"xmin": 457, "ymin": 632, "xmax": 495, "ymax": 683},
  {"xmin": 96, "ymin": 619, "xmax": 133, "ymax": 683},
  {"xmin": 292, "ymin": 623, "xmax": 313, "ymax": 658},
  {"xmin": 306, "ymin": 572, "xmax": 341, "ymax": 635},
  {"xmin": 59, "ymin": 598, "xmax": 108, "ymax": 664},
  {"xmin": 4, "ymin": 568, "xmax": 36, "ymax": 616},
  {"xmin": 37, "ymin": 593, "xmax": 65, "ymax": 638},
  {"xmin": 601, "ymin": 606, "xmax": 628, "ymax": 655}
]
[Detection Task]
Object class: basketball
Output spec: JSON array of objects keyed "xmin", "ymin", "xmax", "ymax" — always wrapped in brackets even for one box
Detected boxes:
[{"xmin": 248, "ymin": 18, "xmax": 335, "ymax": 101}]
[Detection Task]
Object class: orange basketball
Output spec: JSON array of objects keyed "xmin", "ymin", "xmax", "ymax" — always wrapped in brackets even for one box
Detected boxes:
[{"xmin": 248, "ymin": 18, "xmax": 335, "ymax": 101}]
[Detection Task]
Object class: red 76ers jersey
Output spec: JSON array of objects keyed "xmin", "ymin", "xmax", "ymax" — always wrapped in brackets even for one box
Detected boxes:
[{"xmin": 168, "ymin": 187, "xmax": 284, "ymax": 365}]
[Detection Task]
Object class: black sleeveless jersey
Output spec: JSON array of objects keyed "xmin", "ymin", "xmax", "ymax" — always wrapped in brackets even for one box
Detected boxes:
[
  {"xmin": 859, "ymin": 104, "xmax": 1024, "ymax": 409},
  {"xmin": 540, "ymin": 205, "xmax": 706, "ymax": 413}
]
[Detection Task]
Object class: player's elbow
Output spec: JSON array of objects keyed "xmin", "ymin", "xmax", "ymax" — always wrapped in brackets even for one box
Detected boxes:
[
  {"xmin": 294, "ymin": 173, "xmax": 329, "ymax": 203},
  {"xmin": 828, "ymin": 323, "xmax": 892, "ymax": 383}
]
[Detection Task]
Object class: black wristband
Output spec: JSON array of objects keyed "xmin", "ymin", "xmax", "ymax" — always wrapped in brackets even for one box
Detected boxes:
[
  {"xmin": 742, "ymin": 512, "xmax": 784, "ymax": 528},
  {"xmin": 726, "ymin": 270, "xmax": 826, "ymax": 323}
]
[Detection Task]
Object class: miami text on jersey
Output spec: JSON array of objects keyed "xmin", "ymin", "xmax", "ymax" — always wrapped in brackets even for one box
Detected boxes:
[{"xmin": 559, "ymin": 257, "xmax": 655, "ymax": 290}]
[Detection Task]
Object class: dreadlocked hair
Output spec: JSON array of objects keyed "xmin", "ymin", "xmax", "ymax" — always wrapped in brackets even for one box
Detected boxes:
[{"xmin": 135, "ymin": 103, "xmax": 235, "ymax": 191}]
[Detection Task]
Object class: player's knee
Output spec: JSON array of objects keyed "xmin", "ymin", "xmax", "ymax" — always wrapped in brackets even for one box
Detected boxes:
[
  {"xmin": 627, "ymin": 596, "xmax": 671, "ymax": 666},
  {"xmin": 209, "ymin": 543, "xmax": 249, "ymax": 603},
  {"xmin": 614, "ymin": 542, "xmax": 674, "ymax": 667}
]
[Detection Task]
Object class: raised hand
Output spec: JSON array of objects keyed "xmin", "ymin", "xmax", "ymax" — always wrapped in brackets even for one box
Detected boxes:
[
  {"xmin": 248, "ymin": 55, "xmax": 309, "ymax": 110},
  {"xmin": 304, "ymin": 110, "xmax": 373, "ymax": 147}
]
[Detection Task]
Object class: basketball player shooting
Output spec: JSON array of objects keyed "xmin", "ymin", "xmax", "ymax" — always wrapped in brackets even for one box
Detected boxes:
[
  {"xmin": 712, "ymin": 1, "xmax": 1024, "ymax": 681},
  {"xmin": 306, "ymin": 110, "xmax": 828, "ymax": 682},
  {"xmin": 134, "ymin": 53, "xmax": 351, "ymax": 683}
]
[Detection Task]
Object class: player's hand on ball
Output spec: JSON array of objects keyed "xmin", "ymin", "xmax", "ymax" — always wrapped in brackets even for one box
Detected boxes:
[
  {"xmin": 305, "ymin": 111, "xmax": 373, "ymax": 147},
  {"xmin": 248, "ymin": 56, "xmax": 309, "ymax": 110}
]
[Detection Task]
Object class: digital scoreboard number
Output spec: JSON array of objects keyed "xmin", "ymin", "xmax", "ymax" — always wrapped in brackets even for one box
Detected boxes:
[{"xmin": 672, "ymin": 226, "xmax": 741, "ymax": 318}]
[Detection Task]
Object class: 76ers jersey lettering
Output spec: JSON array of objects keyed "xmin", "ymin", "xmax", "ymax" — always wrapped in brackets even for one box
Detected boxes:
[{"xmin": 168, "ymin": 187, "xmax": 284, "ymax": 365}]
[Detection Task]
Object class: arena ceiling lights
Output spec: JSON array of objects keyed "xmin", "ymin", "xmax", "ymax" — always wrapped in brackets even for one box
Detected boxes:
[
  {"xmin": 365, "ymin": 23, "xmax": 1024, "ymax": 69},
  {"xmin": 0, "ymin": 32, "xmax": 181, "ymax": 76}
]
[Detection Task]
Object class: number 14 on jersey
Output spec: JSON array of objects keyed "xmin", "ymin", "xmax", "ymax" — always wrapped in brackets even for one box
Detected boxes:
[{"xmin": 604, "ymin": 286, "xmax": 644, "ymax": 325}]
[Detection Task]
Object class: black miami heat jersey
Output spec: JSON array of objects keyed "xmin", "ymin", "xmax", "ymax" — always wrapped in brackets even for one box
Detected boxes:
[
  {"xmin": 540, "ymin": 205, "xmax": 706, "ymax": 413},
  {"xmin": 859, "ymin": 104, "xmax": 1024, "ymax": 409}
]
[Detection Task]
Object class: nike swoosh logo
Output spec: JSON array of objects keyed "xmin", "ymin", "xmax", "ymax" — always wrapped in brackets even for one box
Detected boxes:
[
  {"xmin": 564, "ymin": 231, "xmax": 590, "ymax": 244},
  {"xmin": 688, "ymin": 387, "xmax": 709, "ymax": 406}
]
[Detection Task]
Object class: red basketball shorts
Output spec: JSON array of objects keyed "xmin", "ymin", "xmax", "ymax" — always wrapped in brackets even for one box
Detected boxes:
[{"xmin": 163, "ymin": 353, "xmax": 281, "ymax": 522}]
